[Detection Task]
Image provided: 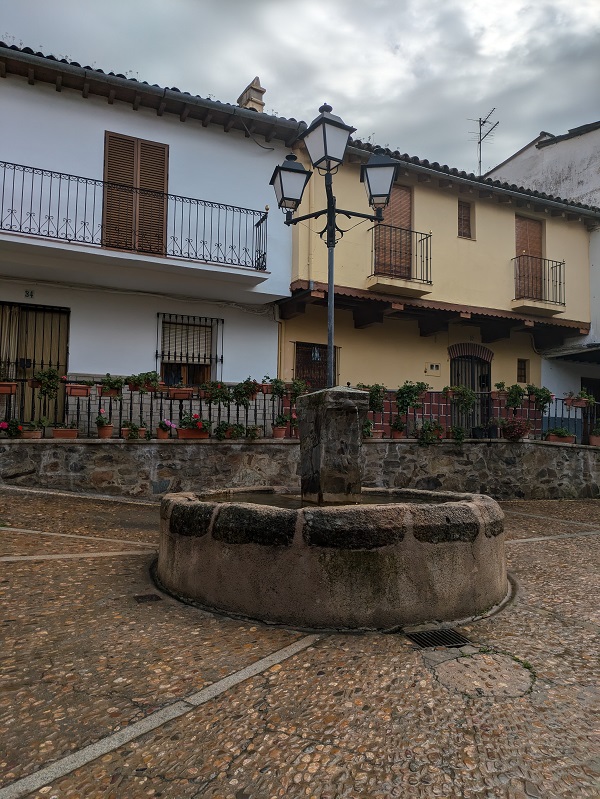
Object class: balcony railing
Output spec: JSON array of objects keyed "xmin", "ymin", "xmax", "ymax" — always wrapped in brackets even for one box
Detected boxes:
[
  {"xmin": 513, "ymin": 254, "xmax": 565, "ymax": 305},
  {"xmin": 0, "ymin": 160, "xmax": 268, "ymax": 270},
  {"xmin": 373, "ymin": 224, "xmax": 432, "ymax": 283}
]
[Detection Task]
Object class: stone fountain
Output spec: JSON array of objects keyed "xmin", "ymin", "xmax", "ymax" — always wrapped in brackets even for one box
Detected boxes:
[{"xmin": 157, "ymin": 387, "xmax": 507, "ymax": 629}]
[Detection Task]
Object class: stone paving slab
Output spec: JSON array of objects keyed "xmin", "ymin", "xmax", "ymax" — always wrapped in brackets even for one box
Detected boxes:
[
  {"xmin": 0, "ymin": 531, "xmax": 154, "ymax": 556},
  {"xmin": 0, "ymin": 489, "xmax": 599, "ymax": 799},
  {"xmin": 501, "ymin": 516, "xmax": 594, "ymax": 540}
]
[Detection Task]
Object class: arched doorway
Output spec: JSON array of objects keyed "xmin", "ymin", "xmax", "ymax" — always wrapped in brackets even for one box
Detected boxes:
[{"xmin": 448, "ymin": 343, "xmax": 493, "ymax": 430}]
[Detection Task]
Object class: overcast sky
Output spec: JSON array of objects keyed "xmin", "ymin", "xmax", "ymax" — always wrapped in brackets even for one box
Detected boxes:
[{"xmin": 2, "ymin": 0, "xmax": 599, "ymax": 174}]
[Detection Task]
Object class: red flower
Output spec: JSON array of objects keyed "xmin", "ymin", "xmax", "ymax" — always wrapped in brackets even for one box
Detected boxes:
[
  {"xmin": 196, "ymin": 421, "xmax": 203, "ymax": 429},
  {"xmin": 18, "ymin": 425, "xmax": 23, "ymax": 431},
  {"xmin": 193, "ymin": 413, "xmax": 199, "ymax": 419}
]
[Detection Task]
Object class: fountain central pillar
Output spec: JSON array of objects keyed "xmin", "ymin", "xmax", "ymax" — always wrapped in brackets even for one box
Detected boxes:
[{"xmin": 296, "ymin": 387, "xmax": 369, "ymax": 505}]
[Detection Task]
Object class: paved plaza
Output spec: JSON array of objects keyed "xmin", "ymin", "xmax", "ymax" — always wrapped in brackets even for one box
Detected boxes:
[{"xmin": 0, "ymin": 486, "xmax": 598, "ymax": 798}]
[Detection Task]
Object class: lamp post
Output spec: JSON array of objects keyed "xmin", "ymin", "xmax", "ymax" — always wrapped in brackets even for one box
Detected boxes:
[{"xmin": 270, "ymin": 104, "xmax": 397, "ymax": 388}]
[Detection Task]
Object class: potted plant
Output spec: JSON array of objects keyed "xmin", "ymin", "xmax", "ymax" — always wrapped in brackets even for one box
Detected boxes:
[
  {"xmin": 443, "ymin": 385, "xmax": 477, "ymax": 414},
  {"xmin": 505, "ymin": 384, "xmax": 526, "ymax": 410},
  {"xmin": 245, "ymin": 425, "xmax": 261, "ymax": 441},
  {"xmin": 357, "ymin": 383, "xmax": 387, "ymax": 414},
  {"xmin": 176, "ymin": 412, "xmax": 211, "ymax": 439},
  {"xmin": 0, "ymin": 419, "xmax": 23, "ymax": 437},
  {"xmin": 51, "ymin": 422, "xmax": 79, "ymax": 439},
  {"xmin": 395, "ymin": 381, "xmax": 430, "ymax": 415},
  {"xmin": 63, "ymin": 377, "xmax": 94, "ymax": 397},
  {"xmin": 266, "ymin": 377, "xmax": 286, "ymax": 398},
  {"xmin": 391, "ymin": 416, "xmax": 406, "ymax": 439},
  {"xmin": 30, "ymin": 368, "xmax": 60, "ymax": 400},
  {"xmin": 96, "ymin": 408, "xmax": 114, "ymax": 439},
  {"xmin": 121, "ymin": 420, "xmax": 140, "ymax": 440},
  {"xmin": 289, "ymin": 378, "xmax": 310, "ymax": 404},
  {"xmin": 232, "ymin": 377, "xmax": 261, "ymax": 407},
  {"xmin": 167, "ymin": 382, "xmax": 194, "ymax": 401},
  {"xmin": 272, "ymin": 413, "xmax": 288, "ymax": 438},
  {"xmin": 589, "ymin": 422, "xmax": 600, "ymax": 447},
  {"xmin": 157, "ymin": 419, "xmax": 176, "ymax": 439},
  {"xmin": 415, "ymin": 419, "xmax": 444, "ymax": 447},
  {"xmin": 201, "ymin": 381, "xmax": 232, "ymax": 405},
  {"xmin": 126, "ymin": 371, "xmax": 162, "ymax": 393},
  {"xmin": 491, "ymin": 381, "xmax": 507, "ymax": 400},
  {"xmin": 499, "ymin": 418, "xmax": 531, "ymax": 441},
  {"xmin": 0, "ymin": 362, "xmax": 17, "ymax": 394},
  {"xmin": 564, "ymin": 389, "xmax": 595, "ymax": 408},
  {"xmin": 21, "ymin": 417, "xmax": 49, "ymax": 439},
  {"xmin": 545, "ymin": 427, "xmax": 576, "ymax": 444},
  {"xmin": 448, "ymin": 425, "xmax": 466, "ymax": 444},
  {"xmin": 98, "ymin": 373, "xmax": 125, "ymax": 397},
  {"xmin": 362, "ymin": 418, "xmax": 374, "ymax": 438},
  {"xmin": 526, "ymin": 385, "xmax": 554, "ymax": 413}
]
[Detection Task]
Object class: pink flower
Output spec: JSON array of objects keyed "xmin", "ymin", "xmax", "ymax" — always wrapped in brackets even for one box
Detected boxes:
[
  {"xmin": 99, "ymin": 409, "xmax": 105, "ymax": 415},
  {"xmin": 0, "ymin": 421, "xmax": 7, "ymax": 430}
]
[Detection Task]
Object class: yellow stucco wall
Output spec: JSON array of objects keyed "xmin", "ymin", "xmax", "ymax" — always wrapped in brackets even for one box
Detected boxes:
[
  {"xmin": 291, "ymin": 151, "xmax": 591, "ymax": 323},
  {"xmin": 280, "ymin": 305, "xmax": 540, "ymax": 389}
]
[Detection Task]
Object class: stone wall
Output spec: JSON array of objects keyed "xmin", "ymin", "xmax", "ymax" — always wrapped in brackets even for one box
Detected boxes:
[{"xmin": 0, "ymin": 438, "xmax": 598, "ymax": 499}]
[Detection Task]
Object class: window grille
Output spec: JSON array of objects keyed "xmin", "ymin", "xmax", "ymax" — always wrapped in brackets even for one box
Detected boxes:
[
  {"xmin": 294, "ymin": 341, "xmax": 338, "ymax": 389},
  {"xmin": 458, "ymin": 200, "xmax": 472, "ymax": 239},
  {"xmin": 157, "ymin": 313, "xmax": 223, "ymax": 385},
  {"xmin": 517, "ymin": 359, "xmax": 529, "ymax": 384}
]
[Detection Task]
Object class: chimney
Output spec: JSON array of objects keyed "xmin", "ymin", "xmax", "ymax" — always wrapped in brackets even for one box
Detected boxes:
[{"xmin": 237, "ymin": 77, "xmax": 265, "ymax": 113}]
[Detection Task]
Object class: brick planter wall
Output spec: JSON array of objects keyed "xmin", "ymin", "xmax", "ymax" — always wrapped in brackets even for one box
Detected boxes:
[{"xmin": 0, "ymin": 438, "xmax": 598, "ymax": 500}]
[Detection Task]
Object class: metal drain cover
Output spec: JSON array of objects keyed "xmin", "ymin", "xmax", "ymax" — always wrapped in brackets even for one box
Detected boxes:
[
  {"xmin": 133, "ymin": 593, "xmax": 163, "ymax": 604},
  {"xmin": 404, "ymin": 628, "xmax": 472, "ymax": 648}
]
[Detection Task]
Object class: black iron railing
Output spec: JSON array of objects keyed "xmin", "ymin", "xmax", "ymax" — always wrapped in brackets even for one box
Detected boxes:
[
  {"xmin": 0, "ymin": 160, "xmax": 268, "ymax": 270},
  {"xmin": 513, "ymin": 254, "xmax": 565, "ymax": 305},
  {"xmin": 372, "ymin": 225, "xmax": 432, "ymax": 283}
]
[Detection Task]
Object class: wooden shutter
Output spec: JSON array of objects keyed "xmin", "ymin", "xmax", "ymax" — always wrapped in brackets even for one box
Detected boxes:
[
  {"xmin": 515, "ymin": 216, "xmax": 543, "ymax": 299},
  {"xmin": 137, "ymin": 140, "xmax": 168, "ymax": 255},
  {"xmin": 375, "ymin": 185, "xmax": 412, "ymax": 278},
  {"xmin": 102, "ymin": 133, "xmax": 168, "ymax": 255},
  {"xmin": 103, "ymin": 132, "xmax": 136, "ymax": 250}
]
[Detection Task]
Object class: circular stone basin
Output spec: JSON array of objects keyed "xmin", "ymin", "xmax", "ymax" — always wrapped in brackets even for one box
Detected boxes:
[{"xmin": 157, "ymin": 487, "xmax": 507, "ymax": 630}]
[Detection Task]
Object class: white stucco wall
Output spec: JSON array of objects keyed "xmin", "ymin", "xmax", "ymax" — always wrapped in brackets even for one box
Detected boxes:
[
  {"xmin": 0, "ymin": 74, "xmax": 292, "ymax": 300},
  {"xmin": 0, "ymin": 276, "xmax": 278, "ymax": 381},
  {"xmin": 488, "ymin": 128, "xmax": 600, "ymax": 207}
]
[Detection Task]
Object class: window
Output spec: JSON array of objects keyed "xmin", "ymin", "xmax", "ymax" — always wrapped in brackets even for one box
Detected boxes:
[
  {"xmin": 517, "ymin": 359, "xmax": 529, "ymax": 384},
  {"xmin": 374, "ymin": 185, "xmax": 412, "ymax": 278},
  {"xmin": 294, "ymin": 342, "xmax": 338, "ymax": 389},
  {"xmin": 157, "ymin": 313, "xmax": 223, "ymax": 386},
  {"xmin": 458, "ymin": 200, "xmax": 472, "ymax": 239},
  {"xmin": 103, "ymin": 132, "xmax": 169, "ymax": 255}
]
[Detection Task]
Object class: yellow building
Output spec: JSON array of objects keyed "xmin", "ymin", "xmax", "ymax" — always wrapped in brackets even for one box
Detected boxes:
[{"xmin": 277, "ymin": 140, "xmax": 597, "ymax": 395}]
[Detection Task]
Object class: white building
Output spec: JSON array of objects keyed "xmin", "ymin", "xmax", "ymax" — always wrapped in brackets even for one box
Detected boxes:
[
  {"xmin": 0, "ymin": 44, "xmax": 303, "ymax": 388},
  {"xmin": 487, "ymin": 122, "xmax": 600, "ymax": 400}
]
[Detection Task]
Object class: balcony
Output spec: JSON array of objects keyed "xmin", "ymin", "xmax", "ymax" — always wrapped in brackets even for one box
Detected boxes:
[
  {"xmin": 511, "ymin": 254, "xmax": 565, "ymax": 316},
  {"xmin": 366, "ymin": 224, "xmax": 432, "ymax": 297},
  {"xmin": 0, "ymin": 160, "xmax": 268, "ymax": 272}
]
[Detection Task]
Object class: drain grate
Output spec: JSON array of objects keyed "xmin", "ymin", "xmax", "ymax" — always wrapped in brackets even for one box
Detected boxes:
[
  {"xmin": 404, "ymin": 628, "xmax": 472, "ymax": 648},
  {"xmin": 133, "ymin": 593, "xmax": 163, "ymax": 604}
]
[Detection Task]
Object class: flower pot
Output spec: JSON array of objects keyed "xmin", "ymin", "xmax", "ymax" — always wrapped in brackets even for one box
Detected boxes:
[
  {"xmin": 588, "ymin": 435, "xmax": 600, "ymax": 446},
  {"xmin": 168, "ymin": 388, "xmax": 194, "ymax": 400},
  {"xmin": 27, "ymin": 379, "xmax": 42, "ymax": 389},
  {"xmin": 99, "ymin": 387, "xmax": 119, "ymax": 397},
  {"xmin": 177, "ymin": 428, "xmax": 209, "ymax": 439},
  {"xmin": 66, "ymin": 384, "xmax": 91, "ymax": 397},
  {"xmin": 271, "ymin": 426, "xmax": 287, "ymax": 439},
  {"xmin": 51, "ymin": 428, "xmax": 79, "ymax": 439},
  {"xmin": 156, "ymin": 427, "xmax": 170, "ymax": 439},
  {"xmin": 490, "ymin": 391, "xmax": 508, "ymax": 400},
  {"xmin": 564, "ymin": 398, "xmax": 588, "ymax": 408},
  {"xmin": 0, "ymin": 382, "xmax": 17, "ymax": 395},
  {"xmin": 391, "ymin": 429, "xmax": 406, "ymax": 439},
  {"xmin": 122, "ymin": 427, "xmax": 147, "ymax": 440},
  {"xmin": 21, "ymin": 429, "xmax": 42, "ymax": 439},
  {"xmin": 546, "ymin": 434, "xmax": 576, "ymax": 444},
  {"xmin": 97, "ymin": 424, "xmax": 114, "ymax": 439},
  {"xmin": 371, "ymin": 429, "xmax": 385, "ymax": 439},
  {"xmin": 261, "ymin": 383, "xmax": 272, "ymax": 395}
]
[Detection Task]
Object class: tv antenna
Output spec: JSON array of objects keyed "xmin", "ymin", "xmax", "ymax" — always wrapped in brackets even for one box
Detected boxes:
[{"xmin": 468, "ymin": 109, "xmax": 499, "ymax": 177}]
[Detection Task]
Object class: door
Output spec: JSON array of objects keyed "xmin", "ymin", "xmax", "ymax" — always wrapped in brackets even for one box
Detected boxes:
[
  {"xmin": 450, "ymin": 355, "xmax": 491, "ymax": 429},
  {"xmin": 0, "ymin": 302, "xmax": 69, "ymax": 423},
  {"xmin": 515, "ymin": 216, "xmax": 543, "ymax": 299}
]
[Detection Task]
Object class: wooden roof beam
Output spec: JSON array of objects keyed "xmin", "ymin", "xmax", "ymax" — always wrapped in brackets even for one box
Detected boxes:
[
  {"xmin": 418, "ymin": 174, "xmax": 432, "ymax": 183},
  {"xmin": 201, "ymin": 111, "xmax": 213, "ymax": 128},
  {"xmin": 479, "ymin": 321, "xmax": 515, "ymax": 343},
  {"xmin": 157, "ymin": 100, "xmax": 167, "ymax": 116},
  {"xmin": 0, "ymin": 61, "xmax": 5, "ymax": 78},
  {"xmin": 107, "ymin": 89, "xmax": 116, "ymax": 105},
  {"xmin": 224, "ymin": 116, "xmax": 236, "ymax": 132},
  {"xmin": 55, "ymin": 74, "xmax": 62, "ymax": 91},
  {"xmin": 82, "ymin": 81, "xmax": 90, "ymax": 98},
  {"xmin": 418, "ymin": 317, "xmax": 449, "ymax": 337},
  {"xmin": 179, "ymin": 104, "xmax": 190, "ymax": 122},
  {"xmin": 353, "ymin": 304, "xmax": 385, "ymax": 329},
  {"xmin": 132, "ymin": 93, "xmax": 142, "ymax": 111},
  {"xmin": 438, "ymin": 179, "xmax": 453, "ymax": 188},
  {"xmin": 27, "ymin": 67, "xmax": 35, "ymax": 85}
]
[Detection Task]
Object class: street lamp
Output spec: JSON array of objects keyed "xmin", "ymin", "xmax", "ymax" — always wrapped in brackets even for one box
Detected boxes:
[{"xmin": 270, "ymin": 104, "xmax": 397, "ymax": 388}]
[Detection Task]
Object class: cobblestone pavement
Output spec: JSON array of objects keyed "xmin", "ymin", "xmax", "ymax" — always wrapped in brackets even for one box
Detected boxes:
[{"xmin": 0, "ymin": 486, "xmax": 598, "ymax": 799}]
